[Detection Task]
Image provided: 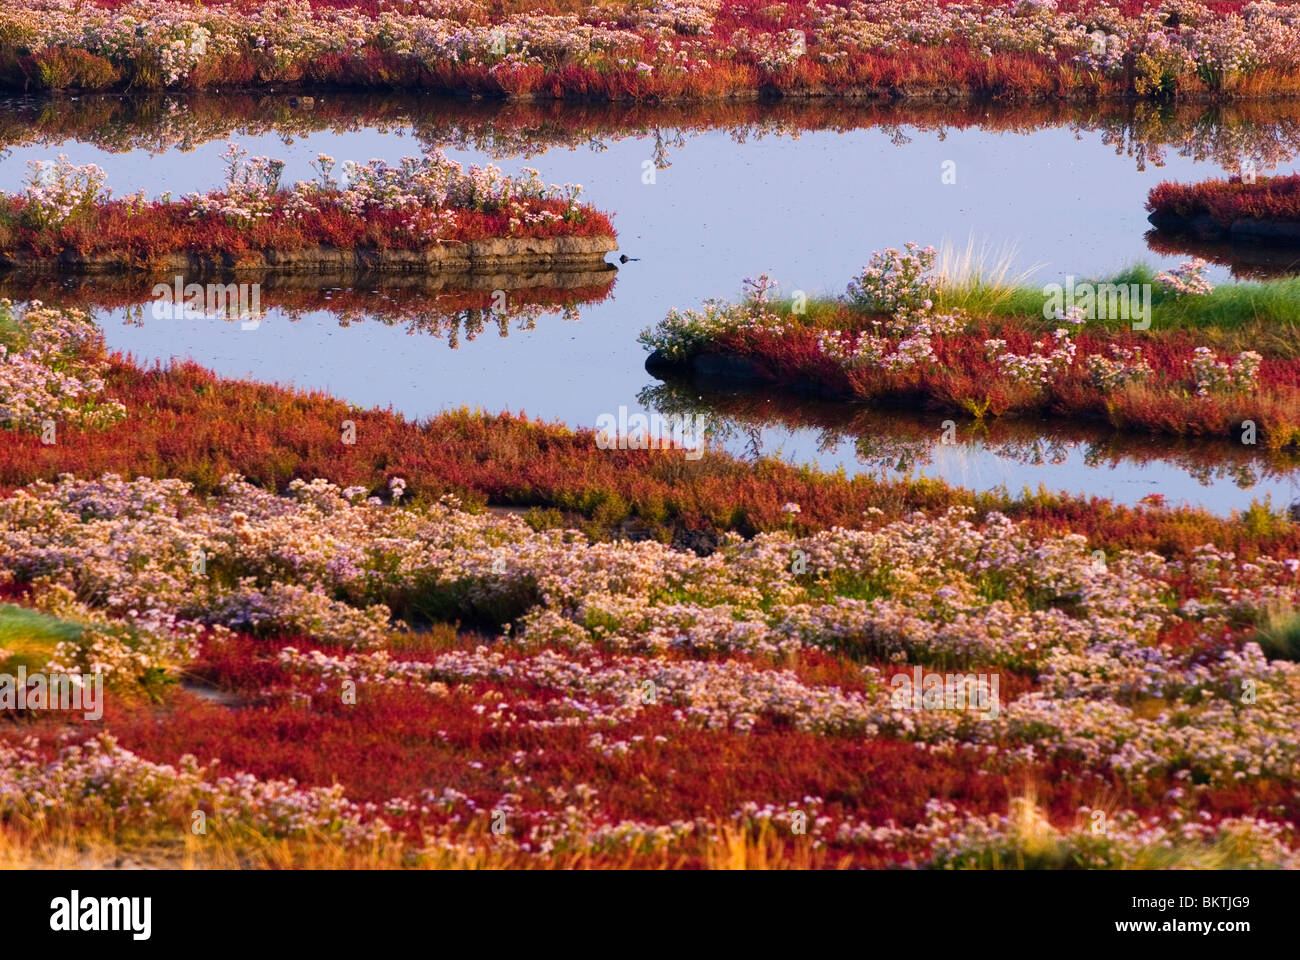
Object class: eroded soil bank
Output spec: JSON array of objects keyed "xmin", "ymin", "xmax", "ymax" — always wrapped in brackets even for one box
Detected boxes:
[{"xmin": 0, "ymin": 235, "xmax": 620, "ymax": 276}]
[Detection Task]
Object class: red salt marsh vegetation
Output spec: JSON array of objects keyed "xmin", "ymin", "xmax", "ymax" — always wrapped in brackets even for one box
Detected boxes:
[
  {"xmin": 641, "ymin": 244, "xmax": 1300, "ymax": 449},
  {"xmin": 0, "ymin": 146, "xmax": 614, "ymax": 272},
  {"xmin": 7, "ymin": 19, "xmax": 1300, "ymax": 870},
  {"xmin": 1147, "ymin": 171, "xmax": 1300, "ymax": 242},
  {"xmin": 5, "ymin": 0, "xmax": 1300, "ymax": 101},
  {"xmin": 7, "ymin": 295, "xmax": 1300, "ymax": 869},
  {"xmin": 4, "ymin": 304, "xmax": 1300, "ymax": 558}
]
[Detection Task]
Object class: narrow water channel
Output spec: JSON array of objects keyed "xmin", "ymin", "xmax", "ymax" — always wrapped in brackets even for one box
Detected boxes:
[{"xmin": 3, "ymin": 94, "xmax": 1297, "ymax": 511}]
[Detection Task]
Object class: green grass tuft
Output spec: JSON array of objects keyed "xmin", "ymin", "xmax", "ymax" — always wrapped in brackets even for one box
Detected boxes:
[
  {"xmin": 1254, "ymin": 605, "xmax": 1300, "ymax": 662},
  {"xmin": 0, "ymin": 603, "xmax": 83, "ymax": 665}
]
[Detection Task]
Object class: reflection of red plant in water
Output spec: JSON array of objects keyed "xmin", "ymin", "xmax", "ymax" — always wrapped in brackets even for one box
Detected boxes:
[
  {"xmin": 1144, "ymin": 228, "xmax": 1300, "ymax": 280},
  {"xmin": 1, "ymin": 277, "xmax": 617, "ymax": 344},
  {"xmin": 6, "ymin": 96, "xmax": 1300, "ymax": 179},
  {"xmin": 638, "ymin": 377, "xmax": 1299, "ymax": 488}
]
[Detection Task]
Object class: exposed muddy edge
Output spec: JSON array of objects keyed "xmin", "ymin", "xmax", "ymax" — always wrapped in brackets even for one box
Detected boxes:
[
  {"xmin": 1147, "ymin": 211, "xmax": 1300, "ymax": 245},
  {"xmin": 0, "ymin": 261, "xmax": 618, "ymax": 294},
  {"xmin": 645, "ymin": 347, "xmax": 850, "ymax": 401},
  {"xmin": 180, "ymin": 679, "xmax": 244, "ymax": 708},
  {"xmin": 0, "ymin": 235, "xmax": 620, "ymax": 275}
]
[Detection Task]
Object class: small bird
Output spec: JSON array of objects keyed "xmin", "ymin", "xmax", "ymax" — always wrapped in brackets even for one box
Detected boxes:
[{"xmin": 618, "ymin": 254, "xmax": 640, "ymax": 263}]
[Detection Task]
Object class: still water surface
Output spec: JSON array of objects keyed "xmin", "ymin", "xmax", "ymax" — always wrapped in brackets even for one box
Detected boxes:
[{"xmin": 3, "ymin": 95, "xmax": 1298, "ymax": 512}]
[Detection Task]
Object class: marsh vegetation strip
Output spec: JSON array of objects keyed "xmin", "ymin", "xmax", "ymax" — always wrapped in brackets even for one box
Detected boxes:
[
  {"xmin": 2, "ymin": 97, "xmax": 1299, "ymax": 511},
  {"xmin": 6, "ymin": 0, "xmax": 1300, "ymax": 100}
]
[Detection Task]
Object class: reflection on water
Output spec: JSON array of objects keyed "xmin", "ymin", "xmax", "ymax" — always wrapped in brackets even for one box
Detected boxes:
[
  {"xmin": 639, "ymin": 379, "xmax": 1300, "ymax": 514},
  {"xmin": 0, "ymin": 270, "xmax": 616, "ymax": 349},
  {"xmin": 1145, "ymin": 229, "xmax": 1300, "ymax": 280},
  {"xmin": 3, "ymin": 94, "xmax": 1300, "ymax": 175}
]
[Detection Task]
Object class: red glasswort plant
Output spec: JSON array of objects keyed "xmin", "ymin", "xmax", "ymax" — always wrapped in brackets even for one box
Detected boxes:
[
  {"xmin": 6, "ymin": 1, "xmax": 1300, "ymax": 101},
  {"xmin": 1148, "ymin": 172, "xmax": 1300, "ymax": 228},
  {"xmin": 0, "ymin": 146, "xmax": 613, "ymax": 267}
]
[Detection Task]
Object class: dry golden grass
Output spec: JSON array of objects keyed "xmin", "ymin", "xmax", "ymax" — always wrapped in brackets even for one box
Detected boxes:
[{"xmin": 0, "ymin": 817, "xmax": 833, "ymax": 870}]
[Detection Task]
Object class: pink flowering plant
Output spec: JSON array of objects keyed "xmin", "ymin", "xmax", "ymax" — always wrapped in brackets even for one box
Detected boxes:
[
  {"xmin": 18, "ymin": 154, "xmax": 110, "ymax": 230},
  {"xmin": 3, "ymin": 466, "xmax": 1300, "ymax": 861},
  {"xmin": 4, "ymin": 0, "xmax": 1300, "ymax": 100},
  {"xmin": 1156, "ymin": 257, "xmax": 1215, "ymax": 297},
  {"xmin": 3, "ymin": 302, "xmax": 1300, "ymax": 865},
  {"xmin": 0, "ymin": 299, "xmax": 126, "ymax": 433},
  {"xmin": 0, "ymin": 144, "xmax": 614, "ymax": 263}
]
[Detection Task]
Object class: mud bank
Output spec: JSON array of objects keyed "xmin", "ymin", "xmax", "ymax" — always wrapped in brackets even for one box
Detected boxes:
[
  {"xmin": 645, "ymin": 348, "xmax": 851, "ymax": 401},
  {"xmin": 0, "ymin": 235, "xmax": 620, "ymax": 276},
  {"xmin": 0, "ymin": 261, "xmax": 618, "ymax": 297}
]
